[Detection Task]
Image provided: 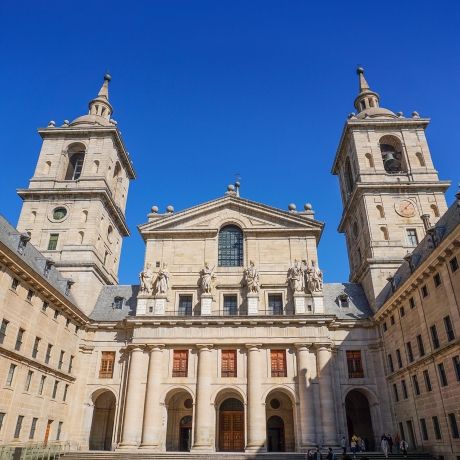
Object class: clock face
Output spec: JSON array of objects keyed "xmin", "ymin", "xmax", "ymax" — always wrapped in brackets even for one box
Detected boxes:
[{"xmin": 395, "ymin": 200, "xmax": 416, "ymax": 218}]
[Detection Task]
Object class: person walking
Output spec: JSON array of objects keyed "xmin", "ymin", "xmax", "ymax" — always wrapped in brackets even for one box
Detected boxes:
[
  {"xmin": 381, "ymin": 437, "xmax": 389, "ymax": 459},
  {"xmin": 394, "ymin": 433, "xmax": 401, "ymax": 454},
  {"xmin": 360, "ymin": 438, "xmax": 366, "ymax": 452},
  {"xmin": 327, "ymin": 447, "xmax": 336, "ymax": 460},
  {"xmin": 387, "ymin": 434, "xmax": 393, "ymax": 454},
  {"xmin": 341, "ymin": 436, "xmax": 347, "ymax": 455},
  {"xmin": 350, "ymin": 439, "xmax": 356, "ymax": 458},
  {"xmin": 400, "ymin": 439, "xmax": 409, "ymax": 458},
  {"xmin": 306, "ymin": 449, "xmax": 314, "ymax": 460},
  {"xmin": 313, "ymin": 447, "xmax": 321, "ymax": 460}
]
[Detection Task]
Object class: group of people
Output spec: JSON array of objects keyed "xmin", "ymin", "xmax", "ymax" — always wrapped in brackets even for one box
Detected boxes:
[
  {"xmin": 348, "ymin": 434, "xmax": 367, "ymax": 454},
  {"xmin": 306, "ymin": 447, "xmax": 337, "ymax": 460},
  {"xmin": 380, "ymin": 433, "xmax": 409, "ymax": 458}
]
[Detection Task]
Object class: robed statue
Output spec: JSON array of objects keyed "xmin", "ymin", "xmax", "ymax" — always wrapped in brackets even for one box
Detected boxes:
[
  {"xmin": 155, "ymin": 263, "xmax": 170, "ymax": 295},
  {"xmin": 287, "ymin": 259, "xmax": 304, "ymax": 292},
  {"xmin": 200, "ymin": 262, "xmax": 216, "ymax": 294},
  {"xmin": 139, "ymin": 263, "xmax": 154, "ymax": 294},
  {"xmin": 244, "ymin": 260, "xmax": 260, "ymax": 293}
]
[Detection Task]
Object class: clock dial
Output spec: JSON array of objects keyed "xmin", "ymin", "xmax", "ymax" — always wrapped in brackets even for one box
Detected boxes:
[{"xmin": 395, "ymin": 200, "xmax": 416, "ymax": 218}]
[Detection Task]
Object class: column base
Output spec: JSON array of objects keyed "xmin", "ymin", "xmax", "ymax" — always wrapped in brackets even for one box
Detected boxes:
[
  {"xmin": 245, "ymin": 446, "xmax": 267, "ymax": 453},
  {"xmin": 138, "ymin": 444, "xmax": 162, "ymax": 451},
  {"xmin": 191, "ymin": 445, "xmax": 214, "ymax": 452},
  {"xmin": 117, "ymin": 443, "xmax": 138, "ymax": 449}
]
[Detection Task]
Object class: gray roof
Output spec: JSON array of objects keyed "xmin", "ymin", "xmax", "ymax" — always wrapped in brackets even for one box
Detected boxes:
[
  {"xmin": 376, "ymin": 198, "xmax": 460, "ymax": 309},
  {"xmin": 89, "ymin": 282, "xmax": 371, "ymax": 322},
  {"xmin": 0, "ymin": 214, "xmax": 77, "ymax": 303}
]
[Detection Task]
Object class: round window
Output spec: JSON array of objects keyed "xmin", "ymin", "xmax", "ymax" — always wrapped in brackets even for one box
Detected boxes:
[
  {"xmin": 184, "ymin": 398, "xmax": 193, "ymax": 409},
  {"xmin": 53, "ymin": 207, "xmax": 67, "ymax": 221},
  {"xmin": 270, "ymin": 398, "xmax": 281, "ymax": 410}
]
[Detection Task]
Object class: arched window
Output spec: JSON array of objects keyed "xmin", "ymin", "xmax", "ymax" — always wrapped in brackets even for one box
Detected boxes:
[
  {"xmin": 65, "ymin": 144, "xmax": 86, "ymax": 180},
  {"xmin": 376, "ymin": 205, "xmax": 385, "ymax": 218},
  {"xmin": 431, "ymin": 204, "xmax": 440, "ymax": 218},
  {"xmin": 365, "ymin": 153, "xmax": 374, "ymax": 168},
  {"xmin": 379, "ymin": 135, "xmax": 406, "ymax": 173},
  {"xmin": 344, "ymin": 158, "xmax": 354, "ymax": 196},
  {"xmin": 92, "ymin": 160, "xmax": 100, "ymax": 174},
  {"xmin": 416, "ymin": 152, "xmax": 426, "ymax": 167},
  {"xmin": 218, "ymin": 225, "xmax": 243, "ymax": 267},
  {"xmin": 380, "ymin": 226, "xmax": 389, "ymax": 241}
]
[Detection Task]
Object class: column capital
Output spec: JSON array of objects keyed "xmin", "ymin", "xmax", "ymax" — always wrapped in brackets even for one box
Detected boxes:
[
  {"xmin": 196, "ymin": 343, "xmax": 214, "ymax": 351},
  {"xmin": 125, "ymin": 345, "xmax": 145, "ymax": 353},
  {"xmin": 294, "ymin": 342, "xmax": 313, "ymax": 351},
  {"xmin": 313, "ymin": 342, "xmax": 333, "ymax": 351},
  {"xmin": 245, "ymin": 343, "xmax": 263, "ymax": 351},
  {"xmin": 144, "ymin": 343, "xmax": 165, "ymax": 352}
]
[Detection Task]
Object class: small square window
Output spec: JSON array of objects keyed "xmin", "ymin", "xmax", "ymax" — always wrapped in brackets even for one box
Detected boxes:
[
  {"xmin": 409, "ymin": 297, "xmax": 416, "ymax": 309},
  {"xmin": 26, "ymin": 289, "xmax": 34, "ymax": 302},
  {"xmin": 433, "ymin": 273, "xmax": 442, "ymax": 287},
  {"xmin": 11, "ymin": 278, "xmax": 19, "ymax": 291},
  {"xmin": 421, "ymin": 285, "xmax": 428, "ymax": 298},
  {"xmin": 450, "ymin": 256, "xmax": 459, "ymax": 273}
]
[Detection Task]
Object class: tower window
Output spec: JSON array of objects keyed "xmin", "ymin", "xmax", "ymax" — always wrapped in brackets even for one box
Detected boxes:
[
  {"xmin": 344, "ymin": 158, "xmax": 354, "ymax": 196},
  {"xmin": 380, "ymin": 226, "xmax": 389, "ymax": 240},
  {"xmin": 47, "ymin": 234, "xmax": 59, "ymax": 250},
  {"xmin": 406, "ymin": 229, "xmax": 418, "ymax": 247},
  {"xmin": 431, "ymin": 204, "xmax": 440, "ymax": 218},
  {"xmin": 65, "ymin": 152, "xmax": 85, "ymax": 180},
  {"xmin": 218, "ymin": 225, "xmax": 243, "ymax": 267},
  {"xmin": 52, "ymin": 207, "xmax": 67, "ymax": 221},
  {"xmin": 376, "ymin": 205, "xmax": 385, "ymax": 218},
  {"xmin": 416, "ymin": 152, "xmax": 426, "ymax": 167},
  {"xmin": 379, "ymin": 135, "xmax": 406, "ymax": 173}
]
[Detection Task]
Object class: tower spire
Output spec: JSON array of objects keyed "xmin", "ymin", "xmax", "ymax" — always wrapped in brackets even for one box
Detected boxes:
[
  {"xmin": 88, "ymin": 73, "xmax": 113, "ymax": 121},
  {"xmin": 357, "ymin": 66, "xmax": 371, "ymax": 93}
]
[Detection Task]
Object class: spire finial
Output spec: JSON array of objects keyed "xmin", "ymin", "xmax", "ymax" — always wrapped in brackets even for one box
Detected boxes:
[
  {"xmin": 97, "ymin": 73, "xmax": 111, "ymax": 100},
  {"xmin": 357, "ymin": 66, "xmax": 370, "ymax": 93},
  {"xmin": 353, "ymin": 66, "xmax": 383, "ymax": 115}
]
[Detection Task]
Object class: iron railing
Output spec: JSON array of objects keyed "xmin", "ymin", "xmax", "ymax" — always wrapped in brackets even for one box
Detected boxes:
[{"xmin": 0, "ymin": 442, "xmax": 70, "ymax": 460}]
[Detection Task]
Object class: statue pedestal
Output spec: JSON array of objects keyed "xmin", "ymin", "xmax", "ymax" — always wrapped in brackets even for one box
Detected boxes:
[
  {"xmin": 153, "ymin": 295, "xmax": 167, "ymax": 315},
  {"xmin": 294, "ymin": 293, "xmax": 306, "ymax": 314},
  {"xmin": 201, "ymin": 293, "xmax": 213, "ymax": 316},
  {"xmin": 311, "ymin": 293, "xmax": 324, "ymax": 314},
  {"xmin": 247, "ymin": 293, "xmax": 259, "ymax": 316},
  {"xmin": 136, "ymin": 297, "xmax": 148, "ymax": 316}
]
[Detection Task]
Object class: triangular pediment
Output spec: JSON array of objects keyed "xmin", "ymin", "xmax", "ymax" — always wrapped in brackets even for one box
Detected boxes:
[{"xmin": 138, "ymin": 195, "xmax": 323, "ymax": 239}]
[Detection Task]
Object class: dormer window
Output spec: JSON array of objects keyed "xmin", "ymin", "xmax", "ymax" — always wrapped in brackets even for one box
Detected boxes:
[
  {"xmin": 113, "ymin": 296, "xmax": 124, "ymax": 309},
  {"xmin": 17, "ymin": 233, "xmax": 31, "ymax": 255},
  {"xmin": 44, "ymin": 259, "xmax": 55, "ymax": 278},
  {"xmin": 338, "ymin": 294, "xmax": 349, "ymax": 308}
]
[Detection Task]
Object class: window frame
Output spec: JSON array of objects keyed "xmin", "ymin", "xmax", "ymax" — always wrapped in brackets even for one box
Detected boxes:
[
  {"xmin": 47, "ymin": 234, "xmax": 59, "ymax": 251},
  {"xmin": 267, "ymin": 293, "xmax": 284, "ymax": 315},
  {"xmin": 443, "ymin": 315, "xmax": 455, "ymax": 342},
  {"xmin": 217, "ymin": 224, "xmax": 244, "ymax": 267},
  {"xmin": 99, "ymin": 351, "xmax": 116, "ymax": 379},
  {"xmin": 270, "ymin": 349, "xmax": 287, "ymax": 377},
  {"xmin": 177, "ymin": 293, "xmax": 193, "ymax": 316},
  {"xmin": 172, "ymin": 350, "xmax": 189, "ymax": 378},
  {"xmin": 221, "ymin": 349, "xmax": 237, "ymax": 378},
  {"xmin": 346, "ymin": 350, "xmax": 364, "ymax": 379},
  {"xmin": 222, "ymin": 293, "xmax": 239, "ymax": 316}
]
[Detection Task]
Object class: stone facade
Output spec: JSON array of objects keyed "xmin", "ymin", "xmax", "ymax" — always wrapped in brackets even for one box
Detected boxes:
[{"xmin": 0, "ymin": 69, "xmax": 458, "ymax": 459}]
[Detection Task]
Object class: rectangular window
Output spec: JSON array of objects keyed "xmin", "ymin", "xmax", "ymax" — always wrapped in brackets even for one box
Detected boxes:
[
  {"xmin": 56, "ymin": 421, "xmax": 63, "ymax": 441},
  {"xmin": 268, "ymin": 294, "xmax": 283, "ymax": 315},
  {"xmin": 38, "ymin": 376, "xmax": 46, "ymax": 395},
  {"xmin": 271, "ymin": 349, "xmax": 287, "ymax": 377},
  {"xmin": 26, "ymin": 289, "xmax": 34, "ymax": 301},
  {"xmin": 15, "ymin": 328, "xmax": 25, "ymax": 351},
  {"xmin": 390, "ymin": 315, "xmax": 395, "ymax": 326},
  {"xmin": 41, "ymin": 301, "xmax": 48, "ymax": 312},
  {"xmin": 430, "ymin": 325, "xmax": 440, "ymax": 349},
  {"xmin": 53, "ymin": 309, "xmax": 59, "ymax": 320},
  {"xmin": 438, "ymin": 363, "xmax": 448, "ymax": 386},
  {"xmin": 63, "ymin": 384, "xmax": 69, "ymax": 402},
  {"xmin": 382, "ymin": 322, "xmax": 387, "ymax": 333},
  {"xmin": 433, "ymin": 273, "xmax": 442, "ymax": 287},
  {"xmin": 178, "ymin": 295, "xmax": 193, "ymax": 316},
  {"xmin": 14, "ymin": 415, "xmax": 24, "ymax": 438},
  {"xmin": 396, "ymin": 348, "xmax": 403, "ymax": 368},
  {"xmin": 68, "ymin": 355, "xmax": 74, "ymax": 374},
  {"xmin": 6, "ymin": 364, "xmax": 16, "ymax": 386},
  {"xmin": 406, "ymin": 229, "xmax": 418, "ymax": 247},
  {"xmin": 223, "ymin": 295, "xmax": 238, "ymax": 316},
  {"xmin": 47, "ymin": 234, "xmax": 59, "ymax": 250},
  {"xmin": 172, "ymin": 350, "xmax": 188, "ymax": 377},
  {"xmin": 423, "ymin": 369, "xmax": 432, "ymax": 391},
  {"xmin": 453, "ymin": 356, "xmax": 460, "ymax": 382},
  {"xmin": 444, "ymin": 315, "xmax": 455, "ymax": 341},
  {"xmin": 32, "ymin": 336, "xmax": 40, "ymax": 358},
  {"xmin": 11, "ymin": 277, "xmax": 19, "ymax": 291},
  {"xmin": 393, "ymin": 383, "xmax": 399, "ymax": 402},
  {"xmin": 52, "ymin": 380, "xmax": 59, "ymax": 399},
  {"xmin": 29, "ymin": 417, "xmax": 38, "ymax": 440},
  {"xmin": 58, "ymin": 350, "xmax": 65, "ymax": 370},
  {"xmin": 24, "ymin": 370, "xmax": 33, "ymax": 392},
  {"xmin": 45, "ymin": 344, "xmax": 53, "ymax": 364},
  {"xmin": 99, "ymin": 351, "xmax": 115, "ymax": 378},
  {"xmin": 416, "ymin": 335, "xmax": 425, "ymax": 357},
  {"xmin": 406, "ymin": 342, "xmax": 414, "ymax": 362},
  {"xmin": 412, "ymin": 375, "xmax": 420, "ymax": 395},
  {"xmin": 448, "ymin": 413, "xmax": 459, "ymax": 439},
  {"xmin": 65, "ymin": 318, "xmax": 71, "ymax": 328},
  {"xmin": 346, "ymin": 350, "xmax": 364, "ymax": 378},
  {"xmin": 221, "ymin": 350, "xmax": 237, "ymax": 377},
  {"xmin": 401, "ymin": 379, "xmax": 408, "ymax": 399},
  {"xmin": 0, "ymin": 319, "xmax": 9, "ymax": 344},
  {"xmin": 450, "ymin": 256, "xmax": 459, "ymax": 272},
  {"xmin": 0, "ymin": 412, "xmax": 5, "ymax": 432},
  {"xmin": 388, "ymin": 354, "xmax": 394, "ymax": 373},
  {"xmin": 420, "ymin": 418, "xmax": 429, "ymax": 441},
  {"xmin": 409, "ymin": 297, "xmax": 416, "ymax": 309},
  {"xmin": 432, "ymin": 416, "xmax": 442, "ymax": 439},
  {"xmin": 400, "ymin": 306, "xmax": 405, "ymax": 317},
  {"xmin": 421, "ymin": 285, "xmax": 428, "ymax": 298}
]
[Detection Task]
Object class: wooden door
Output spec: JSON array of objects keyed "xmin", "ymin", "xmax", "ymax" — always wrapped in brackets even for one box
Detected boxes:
[
  {"xmin": 219, "ymin": 411, "xmax": 244, "ymax": 451},
  {"xmin": 44, "ymin": 419, "xmax": 53, "ymax": 445}
]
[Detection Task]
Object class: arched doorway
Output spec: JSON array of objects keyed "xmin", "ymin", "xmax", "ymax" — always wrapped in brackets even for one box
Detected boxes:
[
  {"xmin": 265, "ymin": 390, "xmax": 295, "ymax": 452},
  {"xmin": 218, "ymin": 398, "xmax": 245, "ymax": 452},
  {"xmin": 89, "ymin": 391, "xmax": 116, "ymax": 451},
  {"xmin": 345, "ymin": 390, "xmax": 375, "ymax": 451},
  {"xmin": 165, "ymin": 389, "xmax": 193, "ymax": 451},
  {"xmin": 267, "ymin": 416, "xmax": 285, "ymax": 452}
]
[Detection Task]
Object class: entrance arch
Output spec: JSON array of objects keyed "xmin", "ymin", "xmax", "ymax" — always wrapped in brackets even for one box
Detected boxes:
[
  {"xmin": 218, "ymin": 398, "xmax": 245, "ymax": 452},
  {"xmin": 265, "ymin": 389, "xmax": 295, "ymax": 452},
  {"xmin": 165, "ymin": 389, "xmax": 194, "ymax": 451},
  {"xmin": 345, "ymin": 389, "xmax": 375, "ymax": 451},
  {"xmin": 89, "ymin": 390, "xmax": 116, "ymax": 451}
]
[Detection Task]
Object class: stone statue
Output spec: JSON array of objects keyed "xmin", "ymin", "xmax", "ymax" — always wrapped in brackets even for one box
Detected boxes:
[
  {"xmin": 307, "ymin": 260, "xmax": 323, "ymax": 293},
  {"xmin": 288, "ymin": 259, "xmax": 304, "ymax": 292},
  {"xmin": 155, "ymin": 263, "xmax": 170, "ymax": 295},
  {"xmin": 200, "ymin": 262, "xmax": 216, "ymax": 294},
  {"xmin": 244, "ymin": 260, "xmax": 260, "ymax": 293},
  {"xmin": 139, "ymin": 263, "xmax": 154, "ymax": 294}
]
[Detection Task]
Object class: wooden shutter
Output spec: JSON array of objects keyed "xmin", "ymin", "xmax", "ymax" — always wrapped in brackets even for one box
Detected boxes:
[
  {"xmin": 173, "ymin": 350, "xmax": 189, "ymax": 377},
  {"xmin": 99, "ymin": 351, "xmax": 115, "ymax": 378},
  {"xmin": 222, "ymin": 350, "xmax": 237, "ymax": 377},
  {"xmin": 270, "ymin": 350, "xmax": 286, "ymax": 377}
]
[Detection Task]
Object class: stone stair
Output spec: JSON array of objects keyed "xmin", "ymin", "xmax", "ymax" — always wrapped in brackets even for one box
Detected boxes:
[{"xmin": 60, "ymin": 452, "xmax": 436, "ymax": 460}]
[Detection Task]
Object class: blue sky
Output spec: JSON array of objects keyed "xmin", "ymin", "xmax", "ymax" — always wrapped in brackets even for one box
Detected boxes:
[{"xmin": 1, "ymin": 1, "xmax": 459, "ymax": 285}]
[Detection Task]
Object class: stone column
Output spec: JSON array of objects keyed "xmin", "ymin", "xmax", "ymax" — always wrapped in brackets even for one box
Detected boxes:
[
  {"xmin": 295, "ymin": 343, "xmax": 315, "ymax": 448},
  {"xmin": 140, "ymin": 345, "xmax": 165, "ymax": 449},
  {"xmin": 246, "ymin": 344, "xmax": 266, "ymax": 452},
  {"xmin": 316, "ymin": 344, "xmax": 336, "ymax": 446},
  {"xmin": 192, "ymin": 344, "xmax": 214, "ymax": 451},
  {"xmin": 119, "ymin": 346, "xmax": 146, "ymax": 448}
]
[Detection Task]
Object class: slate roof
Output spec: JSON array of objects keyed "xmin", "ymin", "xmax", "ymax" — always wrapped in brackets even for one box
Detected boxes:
[
  {"xmin": 0, "ymin": 214, "xmax": 77, "ymax": 303},
  {"xmin": 89, "ymin": 282, "xmax": 371, "ymax": 322},
  {"xmin": 376, "ymin": 198, "xmax": 460, "ymax": 310}
]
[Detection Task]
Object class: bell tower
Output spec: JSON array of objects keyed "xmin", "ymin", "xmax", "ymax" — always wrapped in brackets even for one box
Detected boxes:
[
  {"xmin": 332, "ymin": 67, "xmax": 450, "ymax": 309},
  {"xmin": 17, "ymin": 74, "xmax": 136, "ymax": 314}
]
